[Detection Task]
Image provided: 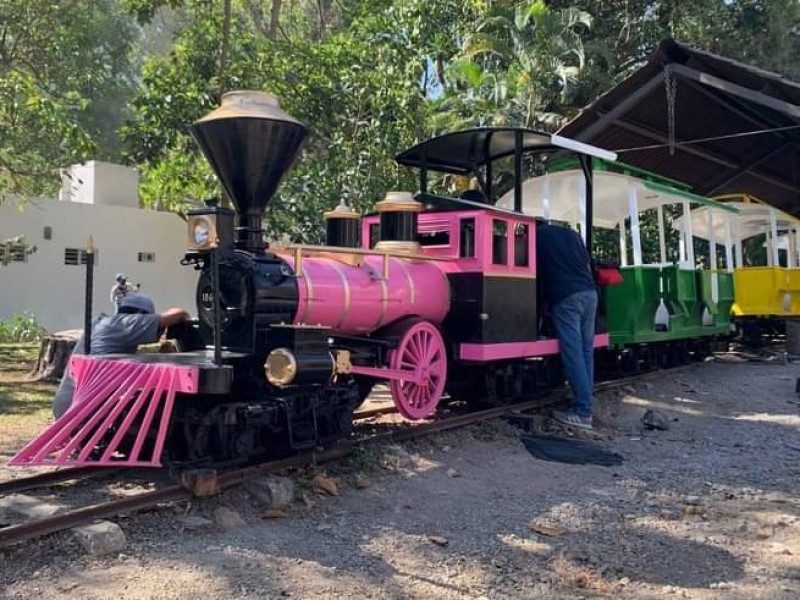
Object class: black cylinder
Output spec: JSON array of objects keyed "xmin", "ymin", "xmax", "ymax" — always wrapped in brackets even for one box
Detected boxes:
[
  {"xmin": 326, "ymin": 217, "xmax": 360, "ymax": 247},
  {"xmin": 380, "ymin": 211, "xmax": 417, "ymax": 243},
  {"xmin": 235, "ymin": 214, "xmax": 265, "ymax": 252},
  {"xmin": 293, "ymin": 353, "xmax": 335, "ymax": 386}
]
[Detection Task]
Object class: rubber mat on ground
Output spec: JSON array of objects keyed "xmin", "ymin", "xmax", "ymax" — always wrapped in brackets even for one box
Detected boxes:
[{"xmin": 520, "ymin": 434, "xmax": 624, "ymax": 466}]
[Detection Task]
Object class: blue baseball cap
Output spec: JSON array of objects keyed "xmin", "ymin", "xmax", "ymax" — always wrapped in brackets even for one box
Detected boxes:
[
  {"xmin": 116, "ymin": 273, "xmax": 127, "ymax": 282},
  {"xmin": 119, "ymin": 293, "xmax": 155, "ymax": 314}
]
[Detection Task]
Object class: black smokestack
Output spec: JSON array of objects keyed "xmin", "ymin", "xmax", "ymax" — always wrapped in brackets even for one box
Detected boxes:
[{"xmin": 190, "ymin": 91, "xmax": 308, "ymax": 252}]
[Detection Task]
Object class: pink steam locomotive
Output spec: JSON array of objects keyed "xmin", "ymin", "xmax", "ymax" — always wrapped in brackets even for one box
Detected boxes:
[{"xmin": 11, "ymin": 91, "xmax": 616, "ymax": 468}]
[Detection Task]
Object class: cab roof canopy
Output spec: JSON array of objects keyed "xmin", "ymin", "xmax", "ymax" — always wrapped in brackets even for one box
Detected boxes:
[
  {"xmin": 395, "ymin": 127, "xmax": 616, "ymax": 220},
  {"xmin": 558, "ymin": 38, "xmax": 800, "ymax": 218}
]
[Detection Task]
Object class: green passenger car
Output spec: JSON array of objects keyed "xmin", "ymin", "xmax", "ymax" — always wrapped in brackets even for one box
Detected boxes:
[{"xmin": 498, "ymin": 159, "xmax": 737, "ymax": 349}]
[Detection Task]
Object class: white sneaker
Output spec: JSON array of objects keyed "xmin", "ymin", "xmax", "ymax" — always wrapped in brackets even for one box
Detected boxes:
[{"xmin": 552, "ymin": 410, "xmax": 593, "ymax": 431}]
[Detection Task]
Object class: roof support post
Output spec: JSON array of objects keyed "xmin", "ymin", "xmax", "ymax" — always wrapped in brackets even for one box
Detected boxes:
[
  {"xmin": 734, "ymin": 219, "xmax": 743, "ymax": 268},
  {"xmin": 707, "ymin": 209, "xmax": 717, "ymax": 271},
  {"xmin": 483, "ymin": 133, "xmax": 493, "ymax": 204},
  {"xmin": 770, "ymin": 208, "xmax": 780, "ymax": 267},
  {"xmin": 657, "ymin": 204, "xmax": 667, "ymax": 264},
  {"xmin": 706, "ymin": 208, "xmax": 720, "ymax": 302},
  {"xmin": 542, "ymin": 176, "xmax": 552, "ymax": 221},
  {"xmin": 619, "ymin": 219, "xmax": 628, "ymax": 266},
  {"xmin": 629, "ymin": 183, "xmax": 643, "ymax": 266},
  {"xmin": 683, "ymin": 202, "xmax": 695, "ymax": 268},
  {"xmin": 578, "ymin": 155, "xmax": 594, "ymax": 251},
  {"xmin": 513, "ymin": 130, "xmax": 523, "ymax": 213},
  {"xmin": 723, "ymin": 213, "xmax": 734, "ymax": 272},
  {"xmin": 419, "ymin": 147, "xmax": 428, "ymax": 194}
]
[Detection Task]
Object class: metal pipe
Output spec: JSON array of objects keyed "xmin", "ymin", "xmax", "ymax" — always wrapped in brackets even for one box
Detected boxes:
[
  {"xmin": 578, "ymin": 155, "xmax": 594, "ymax": 251},
  {"xmin": 212, "ymin": 245, "xmax": 222, "ymax": 366},
  {"xmin": 513, "ymin": 130, "xmax": 523, "ymax": 213},
  {"xmin": 84, "ymin": 236, "xmax": 94, "ymax": 355}
]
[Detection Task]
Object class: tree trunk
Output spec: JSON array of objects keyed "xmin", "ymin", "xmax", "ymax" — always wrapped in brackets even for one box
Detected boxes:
[
  {"xmin": 219, "ymin": 0, "xmax": 232, "ymax": 97},
  {"xmin": 29, "ymin": 330, "xmax": 81, "ymax": 382},
  {"xmin": 269, "ymin": 0, "xmax": 281, "ymax": 39}
]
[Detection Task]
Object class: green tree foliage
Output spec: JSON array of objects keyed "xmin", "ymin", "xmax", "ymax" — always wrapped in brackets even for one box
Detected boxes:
[
  {"xmin": 433, "ymin": 1, "xmax": 591, "ymax": 132},
  {"xmin": 0, "ymin": 1, "xmax": 140, "ymax": 198},
  {"xmin": 548, "ymin": 0, "xmax": 800, "ymax": 107},
  {"xmin": 117, "ymin": 0, "xmax": 799, "ymax": 249},
  {"xmin": 121, "ymin": 0, "xmax": 472, "ymax": 241}
]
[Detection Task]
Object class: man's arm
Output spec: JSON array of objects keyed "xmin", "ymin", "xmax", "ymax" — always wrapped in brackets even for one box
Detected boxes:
[{"xmin": 159, "ymin": 308, "xmax": 191, "ymax": 330}]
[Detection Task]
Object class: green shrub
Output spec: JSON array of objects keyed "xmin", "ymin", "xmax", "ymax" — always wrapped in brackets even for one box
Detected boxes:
[{"xmin": 0, "ymin": 312, "xmax": 47, "ymax": 343}]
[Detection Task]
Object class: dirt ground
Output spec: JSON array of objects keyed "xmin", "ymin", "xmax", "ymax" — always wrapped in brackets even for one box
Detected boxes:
[{"xmin": 1, "ymin": 347, "xmax": 799, "ymax": 599}]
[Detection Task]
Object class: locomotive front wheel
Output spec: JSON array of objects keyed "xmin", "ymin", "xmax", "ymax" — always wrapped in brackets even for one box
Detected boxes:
[{"xmin": 388, "ymin": 321, "xmax": 447, "ymax": 420}]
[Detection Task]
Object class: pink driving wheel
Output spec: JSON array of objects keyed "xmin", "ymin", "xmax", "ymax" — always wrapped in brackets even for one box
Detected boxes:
[{"xmin": 388, "ymin": 321, "xmax": 447, "ymax": 420}]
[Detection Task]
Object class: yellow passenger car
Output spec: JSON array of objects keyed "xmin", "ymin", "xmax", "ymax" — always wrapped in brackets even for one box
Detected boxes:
[{"xmin": 675, "ymin": 195, "xmax": 800, "ymax": 320}]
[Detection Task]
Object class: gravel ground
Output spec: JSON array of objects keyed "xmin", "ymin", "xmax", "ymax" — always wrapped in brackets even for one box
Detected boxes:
[{"xmin": 1, "ymin": 357, "xmax": 800, "ymax": 599}]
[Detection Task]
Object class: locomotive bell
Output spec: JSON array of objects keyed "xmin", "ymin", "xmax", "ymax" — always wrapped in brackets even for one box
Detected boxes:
[{"xmin": 190, "ymin": 91, "xmax": 308, "ymax": 252}]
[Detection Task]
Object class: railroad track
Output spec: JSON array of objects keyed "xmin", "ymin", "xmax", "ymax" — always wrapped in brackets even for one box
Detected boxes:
[
  {"xmin": 0, "ymin": 466, "xmax": 121, "ymax": 496},
  {"xmin": 0, "ymin": 366, "xmax": 690, "ymax": 548}
]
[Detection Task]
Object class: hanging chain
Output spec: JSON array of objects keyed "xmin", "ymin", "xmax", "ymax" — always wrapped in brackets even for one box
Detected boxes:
[{"xmin": 664, "ymin": 64, "xmax": 678, "ymax": 156}]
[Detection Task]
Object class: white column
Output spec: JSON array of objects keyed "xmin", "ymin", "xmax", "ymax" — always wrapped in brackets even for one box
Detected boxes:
[
  {"xmin": 657, "ymin": 204, "xmax": 667, "ymax": 264},
  {"xmin": 629, "ymin": 183, "xmax": 643, "ymax": 266},
  {"xmin": 723, "ymin": 213, "xmax": 734, "ymax": 273},
  {"xmin": 619, "ymin": 219, "xmax": 628, "ymax": 266},
  {"xmin": 734, "ymin": 218, "xmax": 743, "ymax": 268},
  {"xmin": 707, "ymin": 208, "xmax": 717, "ymax": 271},
  {"xmin": 707, "ymin": 209, "xmax": 719, "ymax": 303},
  {"xmin": 770, "ymin": 208, "xmax": 780, "ymax": 266},
  {"xmin": 794, "ymin": 229, "xmax": 800, "ymax": 265},
  {"xmin": 542, "ymin": 176, "xmax": 551, "ymax": 221},
  {"xmin": 683, "ymin": 202, "xmax": 695, "ymax": 268},
  {"xmin": 766, "ymin": 231, "xmax": 774, "ymax": 266}
]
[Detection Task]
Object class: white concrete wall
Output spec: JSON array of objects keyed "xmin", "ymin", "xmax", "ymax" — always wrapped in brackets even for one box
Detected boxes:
[
  {"xmin": 59, "ymin": 161, "xmax": 139, "ymax": 208},
  {"xmin": 0, "ymin": 198, "xmax": 197, "ymax": 332}
]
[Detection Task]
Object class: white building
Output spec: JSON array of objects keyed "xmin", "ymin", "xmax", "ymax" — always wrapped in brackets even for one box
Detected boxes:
[{"xmin": 0, "ymin": 161, "xmax": 197, "ymax": 332}]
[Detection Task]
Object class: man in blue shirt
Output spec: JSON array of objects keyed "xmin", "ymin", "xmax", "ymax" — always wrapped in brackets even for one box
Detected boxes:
[
  {"xmin": 536, "ymin": 220, "xmax": 598, "ymax": 430},
  {"xmin": 54, "ymin": 293, "xmax": 190, "ymax": 418}
]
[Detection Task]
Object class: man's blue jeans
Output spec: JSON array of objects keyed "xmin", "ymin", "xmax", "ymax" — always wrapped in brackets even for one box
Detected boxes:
[{"xmin": 551, "ymin": 290, "xmax": 598, "ymax": 418}]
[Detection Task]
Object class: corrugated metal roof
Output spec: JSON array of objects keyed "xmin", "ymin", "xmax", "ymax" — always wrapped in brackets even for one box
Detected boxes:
[{"xmin": 559, "ymin": 38, "xmax": 800, "ymax": 217}]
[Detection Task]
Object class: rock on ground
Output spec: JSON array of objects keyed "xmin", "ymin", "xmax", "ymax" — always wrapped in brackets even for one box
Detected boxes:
[{"xmin": 72, "ymin": 521, "xmax": 127, "ymax": 556}]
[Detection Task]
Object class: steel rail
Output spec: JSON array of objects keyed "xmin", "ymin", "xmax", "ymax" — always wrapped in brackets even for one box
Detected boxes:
[
  {"xmin": 0, "ymin": 466, "xmax": 120, "ymax": 496},
  {"xmin": 0, "ymin": 446, "xmax": 355, "ymax": 548},
  {"xmin": 0, "ymin": 366, "xmax": 690, "ymax": 548}
]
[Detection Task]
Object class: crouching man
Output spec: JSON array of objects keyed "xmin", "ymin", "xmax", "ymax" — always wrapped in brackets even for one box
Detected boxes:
[{"xmin": 53, "ymin": 293, "xmax": 190, "ymax": 418}]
